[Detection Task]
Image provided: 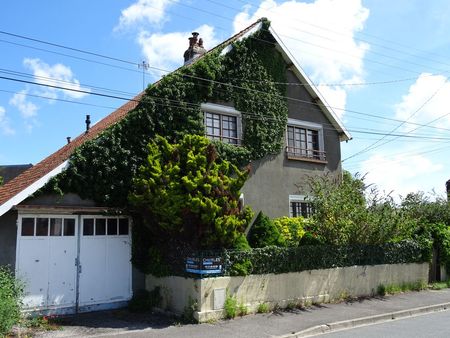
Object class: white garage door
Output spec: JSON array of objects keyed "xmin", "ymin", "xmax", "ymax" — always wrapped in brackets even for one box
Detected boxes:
[
  {"xmin": 79, "ymin": 216, "xmax": 132, "ymax": 308},
  {"xmin": 16, "ymin": 214, "xmax": 132, "ymax": 313},
  {"xmin": 16, "ymin": 215, "xmax": 78, "ymax": 310}
]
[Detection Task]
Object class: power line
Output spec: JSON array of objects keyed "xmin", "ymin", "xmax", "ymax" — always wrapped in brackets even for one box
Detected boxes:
[
  {"xmin": 2, "ymin": 74, "xmax": 450, "ymax": 142},
  {"xmin": 342, "ymin": 81, "xmax": 447, "ymax": 162}
]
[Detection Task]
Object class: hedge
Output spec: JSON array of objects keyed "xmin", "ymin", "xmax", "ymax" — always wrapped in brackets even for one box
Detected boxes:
[{"xmin": 154, "ymin": 239, "xmax": 431, "ymax": 277}]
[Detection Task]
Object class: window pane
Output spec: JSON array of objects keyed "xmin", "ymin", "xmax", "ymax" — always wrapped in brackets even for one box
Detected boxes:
[
  {"xmin": 21, "ymin": 218, "xmax": 34, "ymax": 236},
  {"xmin": 83, "ymin": 218, "xmax": 94, "ymax": 236},
  {"xmin": 119, "ymin": 218, "xmax": 129, "ymax": 235},
  {"xmin": 50, "ymin": 218, "xmax": 62, "ymax": 236},
  {"xmin": 96, "ymin": 219, "xmax": 106, "ymax": 235},
  {"xmin": 36, "ymin": 218, "xmax": 49, "ymax": 236},
  {"xmin": 107, "ymin": 218, "xmax": 118, "ymax": 235},
  {"xmin": 64, "ymin": 219, "xmax": 75, "ymax": 236}
]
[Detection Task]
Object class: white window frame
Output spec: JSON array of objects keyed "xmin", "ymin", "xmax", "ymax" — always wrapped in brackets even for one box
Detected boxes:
[
  {"xmin": 202, "ymin": 103, "xmax": 242, "ymax": 145},
  {"xmin": 286, "ymin": 118, "xmax": 325, "ymax": 162},
  {"xmin": 289, "ymin": 195, "xmax": 313, "ymax": 218}
]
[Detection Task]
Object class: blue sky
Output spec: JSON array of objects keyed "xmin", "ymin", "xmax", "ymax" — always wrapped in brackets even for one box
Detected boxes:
[{"xmin": 1, "ymin": 0, "xmax": 449, "ymax": 199}]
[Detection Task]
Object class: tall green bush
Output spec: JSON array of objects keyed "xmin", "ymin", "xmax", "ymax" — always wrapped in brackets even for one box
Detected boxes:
[
  {"xmin": 129, "ymin": 135, "xmax": 253, "ymax": 250},
  {"xmin": 308, "ymin": 172, "xmax": 417, "ymax": 245},
  {"xmin": 0, "ymin": 266, "xmax": 23, "ymax": 336},
  {"xmin": 248, "ymin": 212, "xmax": 284, "ymax": 248}
]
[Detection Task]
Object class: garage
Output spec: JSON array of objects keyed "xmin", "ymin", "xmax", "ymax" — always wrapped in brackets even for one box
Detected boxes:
[{"xmin": 15, "ymin": 213, "xmax": 132, "ymax": 314}]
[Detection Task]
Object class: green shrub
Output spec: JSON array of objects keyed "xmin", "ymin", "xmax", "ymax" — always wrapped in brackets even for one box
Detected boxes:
[
  {"xmin": 248, "ymin": 212, "xmax": 284, "ymax": 248},
  {"xmin": 128, "ymin": 287, "xmax": 162, "ymax": 313},
  {"xmin": 257, "ymin": 302, "xmax": 270, "ymax": 313},
  {"xmin": 0, "ymin": 266, "xmax": 23, "ymax": 336},
  {"xmin": 377, "ymin": 284, "xmax": 386, "ymax": 296},
  {"xmin": 224, "ymin": 295, "xmax": 238, "ymax": 319},
  {"xmin": 238, "ymin": 302, "xmax": 248, "ymax": 316},
  {"xmin": 273, "ymin": 217, "xmax": 306, "ymax": 247}
]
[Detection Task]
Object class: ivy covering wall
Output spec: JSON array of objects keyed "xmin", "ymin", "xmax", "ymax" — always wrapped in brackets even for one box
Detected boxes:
[{"xmin": 43, "ymin": 19, "xmax": 288, "ymax": 208}]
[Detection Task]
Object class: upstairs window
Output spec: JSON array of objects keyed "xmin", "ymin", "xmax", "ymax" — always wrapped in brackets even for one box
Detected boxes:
[
  {"xmin": 202, "ymin": 103, "xmax": 242, "ymax": 145},
  {"xmin": 286, "ymin": 119, "xmax": 326, "ymax": 162}
]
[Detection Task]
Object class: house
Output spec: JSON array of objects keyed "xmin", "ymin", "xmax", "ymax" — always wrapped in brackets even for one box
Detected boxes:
[{"xmin": 0, "ymin": 18, "xmax": 350, "ymax": 315}]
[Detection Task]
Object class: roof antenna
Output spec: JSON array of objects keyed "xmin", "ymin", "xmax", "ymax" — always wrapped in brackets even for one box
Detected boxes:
[
  {"xmin": 138, "ymin": 61, "xmax": 149, "ymax": 91},
  {"xmin": 85, "ymin": 114, "xmax": 91, "ymax": 133}
]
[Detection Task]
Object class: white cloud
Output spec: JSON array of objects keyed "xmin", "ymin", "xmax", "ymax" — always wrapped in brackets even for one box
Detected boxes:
[
  {"xmin": 0, "ymin": 106, "xmax": 15, "ymax": 135},
  {"xmin": 115, "ymin": 0, "xmax": 177, "ymax": 31},
  {"xmin": 138, "ymin": 24, "xmax": 219, "ymax": 74},
  {"xmin": 360, "ymin": 152, "xmax": 444, "ymax": 198},
  {"xmin": 9, "ymin": 89, "xmax": 38, "ymax": 119},
  {"xmin": 395, "ymin": 73, "xmax": 450, "ymax": 130},
  {"xmin": 23, "ymin": 58, "xmax": 89, "ymax": 100},
  {"xmin": 233, "ymin": 0, "xmax": 370, "ymax": 113}
]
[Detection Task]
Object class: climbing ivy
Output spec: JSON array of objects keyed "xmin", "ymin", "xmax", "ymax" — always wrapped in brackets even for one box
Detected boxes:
[{"xmin": 41, "ymin": 18, "xmax": 288, "ymax": 209}]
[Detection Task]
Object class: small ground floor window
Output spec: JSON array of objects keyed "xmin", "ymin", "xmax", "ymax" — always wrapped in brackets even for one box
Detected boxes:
[{"xmin": 289, "ymin": 195, "xmax": 313, "ymax": 218}]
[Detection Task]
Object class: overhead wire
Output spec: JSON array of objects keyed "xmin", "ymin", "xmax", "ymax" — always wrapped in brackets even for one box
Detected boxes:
[{"xmin": 2, "ymin": 74, "xmax": 450, "ymax": 142}]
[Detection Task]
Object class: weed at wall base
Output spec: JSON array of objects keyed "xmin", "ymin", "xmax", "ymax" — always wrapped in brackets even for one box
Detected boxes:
[
  {"xmin": 377, "ymin": 280, "xmax": 427, "ymax": 296},
  {"xmin": 257, "ymin": 302, "xmax": 270, "ymax": 313}
]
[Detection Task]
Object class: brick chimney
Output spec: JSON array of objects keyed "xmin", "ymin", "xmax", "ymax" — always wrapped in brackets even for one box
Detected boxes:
[{"xmin": 183, "ymin": 32, "xmax": 206, "ymax": 65}]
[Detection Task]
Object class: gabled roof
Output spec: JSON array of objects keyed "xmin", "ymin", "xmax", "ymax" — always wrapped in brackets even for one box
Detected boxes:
[{"xmin": 0, "ymin": 18, "xmax": 350, "ymax": 217}]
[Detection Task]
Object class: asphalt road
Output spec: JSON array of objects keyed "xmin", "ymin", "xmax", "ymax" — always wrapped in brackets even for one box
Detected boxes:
[{"xmin": 319, "ymin": 309, "xmax": 450, "ymax": 338}]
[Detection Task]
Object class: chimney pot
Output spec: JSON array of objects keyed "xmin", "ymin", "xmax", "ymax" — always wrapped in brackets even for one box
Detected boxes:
[
  {"xmin": 85, "ymin": 114, "xmax": 91, "ymax": 133},
  {"xmin": 67, "ymin": 137, "xmax": 71, "ymax": 144},
  {"xmin": 184, "ymin": 32, "xmax": 206, "ymax": 64}
]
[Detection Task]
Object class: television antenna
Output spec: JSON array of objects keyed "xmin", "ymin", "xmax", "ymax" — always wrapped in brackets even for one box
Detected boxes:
[{"xmin": 138, "ymin": 61, "xmax": 149, "ymax": 90}]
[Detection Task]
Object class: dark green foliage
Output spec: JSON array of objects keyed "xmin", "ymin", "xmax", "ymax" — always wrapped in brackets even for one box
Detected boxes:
[
  {"xmin": 0, "ymin": 266, "xmax": 23, "ymax": 336},
  {"xmin": 299, "ymin": 231, "xmax": 325, "ymax": 246},
  {"xmin": 129, "ymin": 135, "xmax": 254, "ymax": 250},
  {"xmin": 0, "ymin": 176, "xmax": 3, "ymax": 186},
  {"xmin": 222, "ymin": 240, "xmax": 429, "ymax": 276},
  {"xmin": 41, "ymin": 19, "xmax": 288, "ymax": 209},
  {"xmin": 248, "ymin": 212, "xmax": 284, "ymax": 248},
  {"xmin": 400, "ymin": 193, "xmax": 450, "ymax": 271},
  {"xmin": 128, "ymin": 287, "xmax": 162, "ymax": 313}
]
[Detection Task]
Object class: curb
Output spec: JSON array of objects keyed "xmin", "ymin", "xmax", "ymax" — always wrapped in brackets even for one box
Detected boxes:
[{"xmin": 278, "ymin": 302, "xmax": 450, "ymax": 338}]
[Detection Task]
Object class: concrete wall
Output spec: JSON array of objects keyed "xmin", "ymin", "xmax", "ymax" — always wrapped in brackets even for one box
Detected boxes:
[
  {"xmin": 146, "ymin": 263, "xmax": 429, "ymax": 322},
  {"xmin": 242, "ymin": 69, "xmax": 342, "ymax": 218},
  {"xmin": 0, "ymin": 209, "xmax": 18, "ymax": 267},
  {"xmin": 146, "ymin": 275, "xmax": 201, "ymax": 314}
]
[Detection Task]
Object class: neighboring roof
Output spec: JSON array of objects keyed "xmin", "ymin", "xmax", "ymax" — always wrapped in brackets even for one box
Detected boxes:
[
  {"xmin": 0, "ymin": 18, "xmax": 350, "ymax": 217},
  {"xmin": 0, "ymin": 96, "xmax": 140, "ymax": 216},
  {"xmin": 0, "ymin": 164, "xmax": 33, "ymax": 184}
]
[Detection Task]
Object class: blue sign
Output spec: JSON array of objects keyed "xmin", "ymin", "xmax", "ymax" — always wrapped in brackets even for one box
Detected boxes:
[{"xmin": 186, "ymin": 256, "xmax": 222, "ymax": 274}]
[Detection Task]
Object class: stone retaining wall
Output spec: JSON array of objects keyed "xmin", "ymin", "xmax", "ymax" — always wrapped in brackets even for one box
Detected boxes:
[{"xmin": 146, "ymin": 263, "xmax": 429, "ymax": 322}]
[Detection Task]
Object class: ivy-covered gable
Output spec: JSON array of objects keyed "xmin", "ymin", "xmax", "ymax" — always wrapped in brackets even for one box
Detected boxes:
[{"xmin": 42, "ymin": 19, "xmax": 290, "ymax": 207}]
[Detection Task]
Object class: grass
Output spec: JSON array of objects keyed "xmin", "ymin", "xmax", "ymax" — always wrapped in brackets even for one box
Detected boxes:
[
  {"xmin": 429, "ymin": 279, "xmax": 450, "ymax": 290},
  {"xmin": 257, "ymin": 302, "xmax": 270, "ymax": 313},
  {"xmin": 377, "ymin": 280, "xmax": 428, "ymax": 296},
  {"xmin": 224, "ymin": 295, "xmax": 238, "ymax": 319}
]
